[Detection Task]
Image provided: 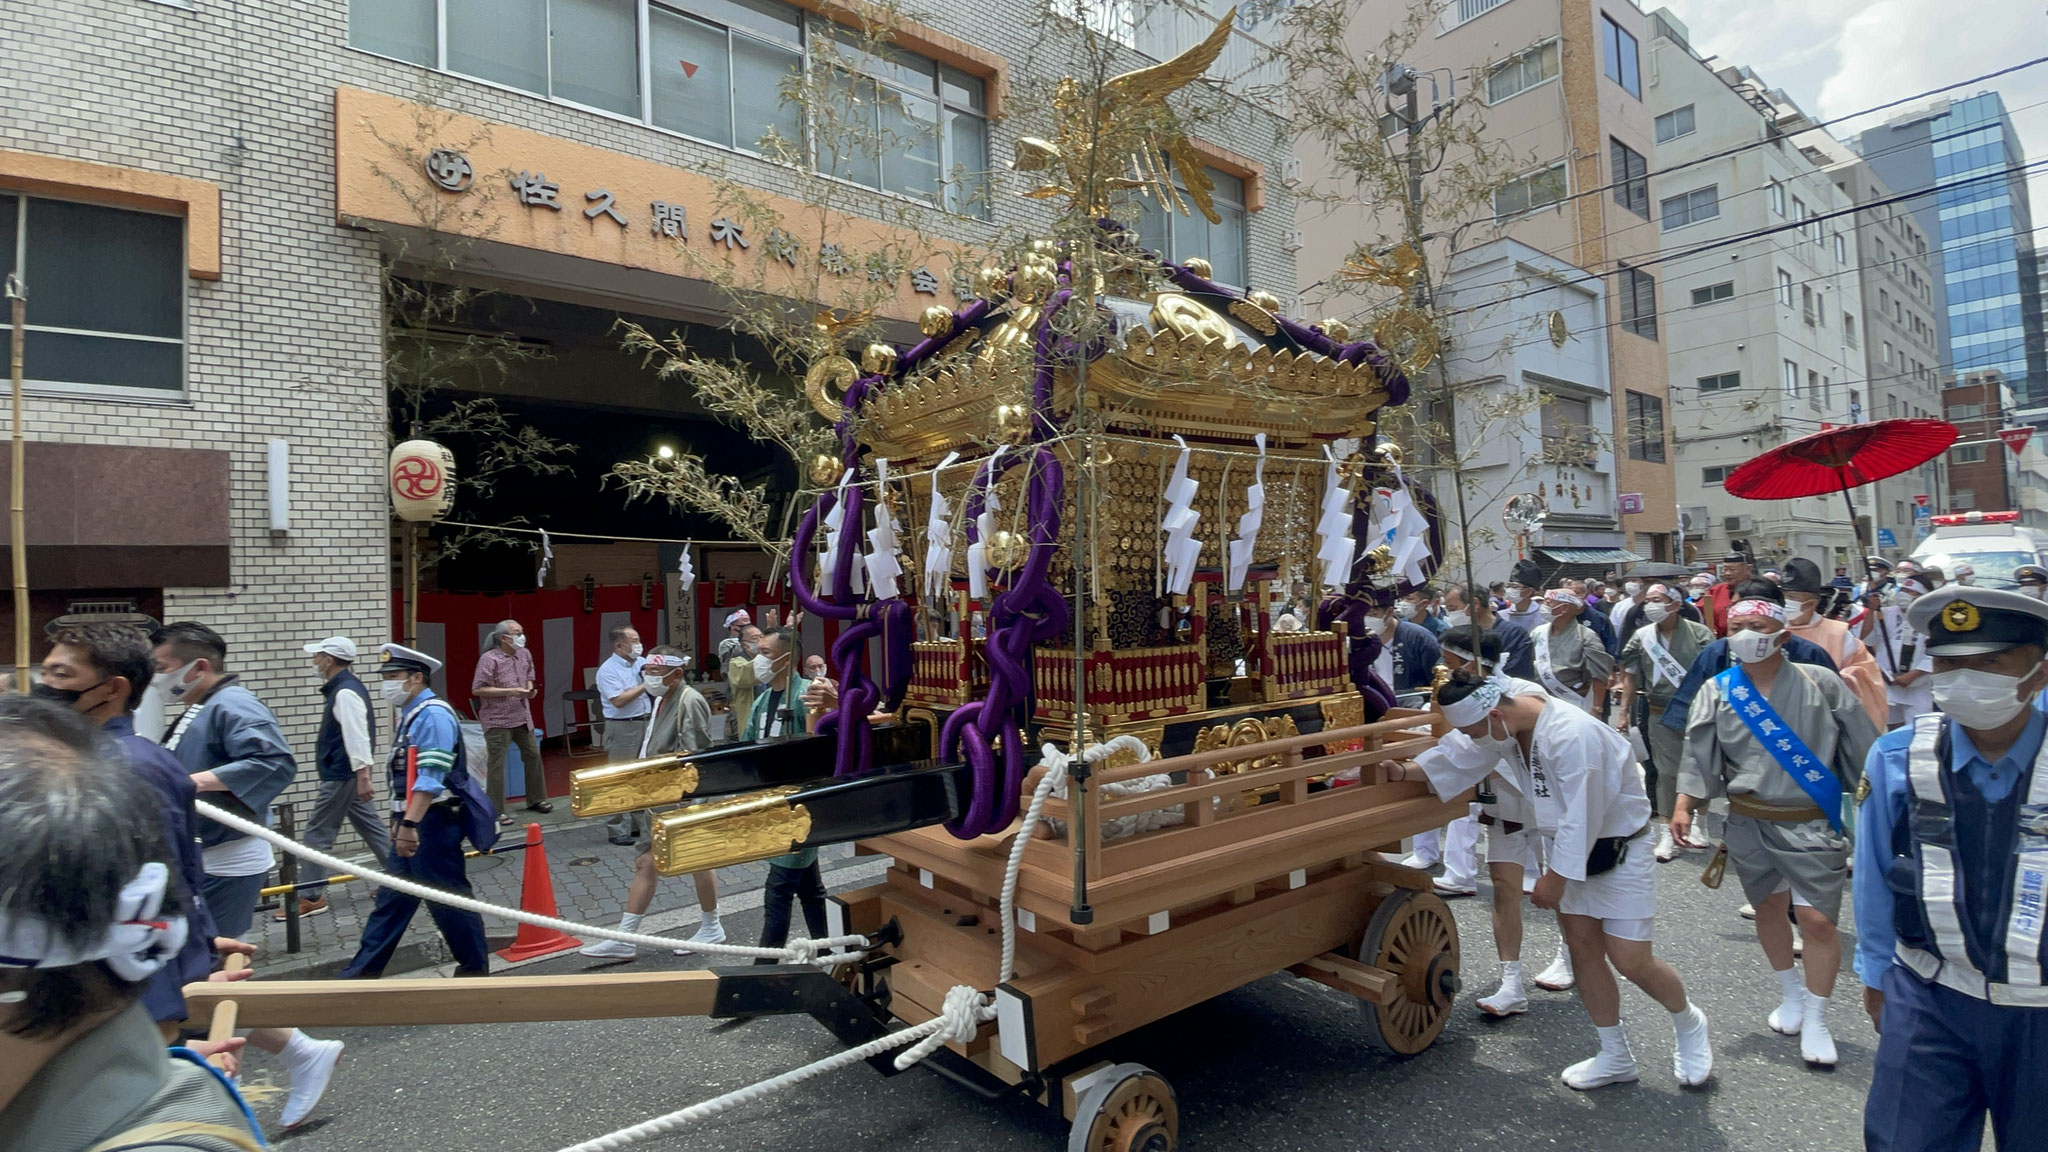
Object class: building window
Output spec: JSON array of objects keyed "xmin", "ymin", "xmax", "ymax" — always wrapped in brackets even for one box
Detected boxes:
[
  {"xmin": 1601, "ymin": 14, "xmax": 1640, "ymax": 98},
  {"xmin": 1769, "ymin": 179, "xmax": 1785, "ymax": 216},
  {"xmin": 1782, "ymin": 358, "xmax": 1800, "ymax": 398},
  {"xmin": 1702, "ymin": 465, "xmax": 1731, "ymax": 485},
  {"xmin": 0, "ymin": 194, "xmax": 184, "ymax": 394},
  {"xmin": 1801, "ymin": 284, "xmax": 1815, "ymax": 324},
  {"xmin": 1540, "ymin": 392, "xmax": 1597, "ymax": 467},
  {"xmin": 1493, "ymin": 162, "xmax": 1567, "ymax": 222},
  {"xmin": 1777, "ymin": 268, "xmax": 1794, "ymax": 307},
  {"xmin": 1691, "ymin": 281, "xmax": 1734, "ymax": 305},
  {"xmin": 1610, "ymin": 138, "xmax": 1648, "ymax": 218},
  {"xmin": 1879, "ymin": 288, "xmax": 1889, "ymax": 313},
  {"xmin": 1953, "ymin": 489, "xmax": 1976, "ymax": 510},
  {"xmin": 1617, "ymin": 265, "xmax": 1657, "ymax": 340},
  {"xmin": 1625, "ymin": 390, "xmax": 1666, "ymax": 462},
  {"xmin": 350, "ymin": 0, "xmax": 992, "ymax": 218},
  {"xmin": 1834, "ymin": 233, "xmax": 1847, "ymax": 263},
  {"xmin": 1791, "ymin": 195, "xmax": 1807, "ymax": 233},
  {"xmin": 1882, "ymin": 340, "xmax": 1893, "ymax": 365},
  {"xmin": 1844, "ymin": 313, "xmax": 1857, "ymax": 345},
  {"xmin": 1454, "ymin": 0, "xmax": 1510, "ymax": 25},
  {"xmin": 1808, "ymin": 369, "xmax": 1820, "ymax": 402},
  {"xmin": 1659, "ymin": 184, "xmax": 1718, "ymax": 230},
  {"xmin": 1138, "ymin": 162, "xmax": 1248, "ymax": 287},
  {"xmin": 1654, "ymin": 104, "xmax": 1695, "ymax": 143},
  {"xmin": 1698, "ymin": 371, "xmax": 1741, "ymax": 393},
  {"xmin": 1487, "ymin": 40, "xmax": 1559, "ymax": 103},
  {"xmin": 1947, "ymin": 402, "xmax": 1984, "ymax": 420}
]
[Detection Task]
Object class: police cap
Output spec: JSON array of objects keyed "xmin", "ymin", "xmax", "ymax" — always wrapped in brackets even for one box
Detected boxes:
[{"xmin": 1906, "ymin": 586, "xmax": 2048, "ymax": 657}]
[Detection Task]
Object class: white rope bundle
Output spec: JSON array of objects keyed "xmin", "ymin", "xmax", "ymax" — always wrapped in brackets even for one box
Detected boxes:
[{"xmin": 194, "ymin": 801, "xmax": 867, "ymax": 965}]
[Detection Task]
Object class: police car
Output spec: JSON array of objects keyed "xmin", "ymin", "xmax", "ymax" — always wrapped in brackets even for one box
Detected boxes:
[{"xmin": 1908, "ymin": 510, "xmax": 2048, "ymax": 589}]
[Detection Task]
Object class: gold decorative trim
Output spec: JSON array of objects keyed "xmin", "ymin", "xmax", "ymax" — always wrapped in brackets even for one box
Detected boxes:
[{"xmin": 1227, "ymin": 298, "xmax": 1279, "ymax": 336}]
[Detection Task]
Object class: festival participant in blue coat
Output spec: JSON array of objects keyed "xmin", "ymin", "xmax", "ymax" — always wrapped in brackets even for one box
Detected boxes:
[
  {"xmin": 1365, "ymin": 599, "xmax": 1441, "ymax": 694},
  {"xmin": 1856, "ymin": 586, "xmax": 2048, "ymax": 1152},
  {"xmin": 340, "ymin": 644, "xmax": 495, "ymax": 979}
]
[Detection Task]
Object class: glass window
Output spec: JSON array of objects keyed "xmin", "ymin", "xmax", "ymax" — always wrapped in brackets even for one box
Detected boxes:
[
  {"xmin": 732, "ymin": 34, "xmax": 803, "ymax": 153},
  {"xmin": 1626, "ymin": 391, "xmax": 1666, "ymax": 462},
  {"xmin": 1493, "ymin": 162, "xmax": 1566, "ymax": 222},
  {"xmin": 1136, "ymin": 162, "xmax": 1248, "ymax": 287},
  {"xmin": 1702, "ymin": 465, "xmax": 1730, "ymax": 485},
  {"xmin": 1654, "ymin": 104, "xmax": 1694, "ymax": 143},
  {"xmin": 1691, "ymin": 281, "xmax": 1733, "ymax": 305},
  {"xmin": 1618, "ymin": 265, "xmax": 1656, "ymax": 339},
  {"xmin": 1782, "ymin": 358, "xmax": 1800, "ymax": 397},
  {"xmin": 944, "ymin": 107, "xmax": 989, "ymax": 216},
  {"xmin": 1659, "ymin": 184, "xmax": 1718, "ymax": 230},
  {"xmin": 1777, "ymin": 269, "xmax": 1794, "ymax": 306},
  {"xmin": 1487, "ymin": 41, "xmax": 1559, "ymax": 104},
  {"xmin": 1951, "ymin": 445, "xmax": 1987, "ymax": 464},
  {"xmin": 1610, "ymin": 139, "xmax": 1648, "ymax": 219},
  {"xmin": 1601, "ymin": 14, "xmax": 1640, "ymax": 98},
  {"xmin": 1697, "ymin": 371, "xmax": 1740, "ymax": 393},
  {"xmin": 1, "ymin": 195, "xmax": 184, "ymax": 393},
  {"xmin": 350, "ymin": 0, "xmax": 434, "ymax": 63},
  {"xmin": 1541, "ymin": 393, "xmax": 1596, "ymax": 466},
  {"xmin": 878, "ymin": 87, "xmax": 942, "ymax": 202},
  {"xmin": 651, "ymin": 9, "xmax": 735, "ymax": 146},
  {"xmin": 551, "ymin": 0, "xmax": 640, "ymax": 115},
  {"xmin": 1769, "ymin": 180, "xmax": 1785, "ymax": 216},
  {"xmin": 447, "ymin": 0, "xmax": 548, "ymax": 94}
]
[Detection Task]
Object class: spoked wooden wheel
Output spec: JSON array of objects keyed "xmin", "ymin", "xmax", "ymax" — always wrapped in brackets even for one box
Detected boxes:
[
  {"xmin": 1068, "ymin": 1063, "xmax": 1178, "ymax": 1152},
  {"xmin": 1356, "ymin": 888, "xmax": 1460, "ymax": 1057}
]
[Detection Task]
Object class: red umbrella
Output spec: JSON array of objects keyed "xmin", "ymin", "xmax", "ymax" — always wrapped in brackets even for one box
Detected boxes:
[{"xmin": 1723, "ymin": 418, "xmax": 1957, "ymax": 501}]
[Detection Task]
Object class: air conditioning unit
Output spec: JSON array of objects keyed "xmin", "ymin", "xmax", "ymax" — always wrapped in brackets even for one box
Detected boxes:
[
  {"xmin": 1281, "ymin": 156, "xmax": 1303, "ymax": 187},
  {"xmin": 1724, "ymin": 514, "xmax": 1755, "ymax": 533},
  {"xmin": 1680, "ymin": 506, "xmax": 1709, "ymax": 534},
  {"xmin": 1282, "ymin": 229, "xmax": 1304, "ymax": 252}
]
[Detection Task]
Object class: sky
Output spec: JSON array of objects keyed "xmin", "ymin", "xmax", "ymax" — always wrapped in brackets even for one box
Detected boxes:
[{"xmin": 1650, "ymin": 0, "xmax": 2048, "ymax": 222}]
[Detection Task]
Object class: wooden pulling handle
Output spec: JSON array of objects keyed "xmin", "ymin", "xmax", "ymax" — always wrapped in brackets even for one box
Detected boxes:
[{"xmin": 204, "ymin": 953, "xmax": 250, "ymax": 1069}]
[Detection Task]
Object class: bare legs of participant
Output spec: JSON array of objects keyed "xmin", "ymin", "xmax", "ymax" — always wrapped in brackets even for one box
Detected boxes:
[
  {"xmin": 581, "ymin": 854, "xmax": 724, "ymax": 959},
  {"xmin": 1559, "ymin": 914, "xmax": 1712, "ymax": 1089},
  {"xmin": 1754, "ymin": 888, "xmax": 1840, "ymax": 1066},
  {"xmin": 1477, "ymin": 861, "xmax": 1528, "ymax": 1015}
]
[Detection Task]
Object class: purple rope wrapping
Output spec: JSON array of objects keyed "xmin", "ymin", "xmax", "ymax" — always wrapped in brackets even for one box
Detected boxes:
[{"xmin": 786, "ymin": 484, "xmax": 916, "ymax": 779}]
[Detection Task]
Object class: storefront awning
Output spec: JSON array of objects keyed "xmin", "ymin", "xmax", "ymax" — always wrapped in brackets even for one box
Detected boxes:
[{"xmin": 1535, "ymin": 547, "xmax": 1645, "ymax": 565}]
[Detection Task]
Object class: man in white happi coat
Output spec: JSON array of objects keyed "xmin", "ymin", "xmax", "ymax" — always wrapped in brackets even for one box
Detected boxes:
[
  {"xmin": 1385, "ymin": 669, "xmax": 1712, "ymax": 1089},
  {"xmin": 1533, "ymin": 586, "xmax": 1614, "ymax": 716}
]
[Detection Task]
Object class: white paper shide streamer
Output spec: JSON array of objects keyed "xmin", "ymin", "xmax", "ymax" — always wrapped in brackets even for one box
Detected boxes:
[
  {"xmin": 536, "ymin": 529, "xmax": 554, "ymax": 588},
  {"xmin": 863, "ymin": 458, "xmax": 903, "ymax": 600},
  {"xmin": 1160, "ymin": 436, "xmax": 1202, "ymax": 595},
  {"xmin": 1368, "ymin": 460, "xmax": 1433, "ymax": 587},
  {"xmin": 922, "ymin": 450, "xmax": 961, "ymax": 602},
  {"xmin": 1314, "ymin": 445, "xmax": 1356, "ymax": 591},
  {"xmin": 820, "ymin": 469, "xmax": 864, "ymax": 595},
  {"xmin": 677, "ymin": 546, "xmax": 695, "ymax": 594},
  {"xmin": 965, "ymin": 447, "xmax": 1004, "ymax": 599},
  {"xmin": 1226, "ymin": 432, "xmax": 1266, "ymax": 592}
]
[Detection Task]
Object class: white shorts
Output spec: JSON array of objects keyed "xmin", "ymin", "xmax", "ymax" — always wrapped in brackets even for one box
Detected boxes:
[
  {"xmin": 1486, "ymin": 823, "xmax": 1539, "ymax": 872},
  {"xmin": 1557, "ymin": 831, "xmax": 1655, "ymax": 940}
]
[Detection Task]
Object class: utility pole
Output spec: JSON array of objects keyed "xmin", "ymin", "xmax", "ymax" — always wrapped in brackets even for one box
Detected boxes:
[{"xmin": 5, "ymin": 271, "xmax": 26, "ymax": 692}]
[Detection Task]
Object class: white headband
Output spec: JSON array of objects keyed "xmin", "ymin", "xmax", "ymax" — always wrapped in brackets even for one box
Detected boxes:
[
  {"xmin": 1728, "ymin": 599, "xmax": 1787, "ymax": 623},
  {"xmin": 1440, "ymin": 681, "xmax": 1503, "ymax": 727},
  {"xmin": 1542, "ymin": 588, "xmax": 1579, "ymax": 606},
  {"xmin": 723, "ymin": 610, "xmax": 751, "ymax": 629},
  {"xmin": 1646, "ymin": 583, "xmax": 1675, "ymax": 600},
  {"xmin": 0, "ymin": 862, "xmax": 189, "ymax": 982},
  {"xmin": 644, "ymin": 653, "xmax": 689, "ymax": 669}
]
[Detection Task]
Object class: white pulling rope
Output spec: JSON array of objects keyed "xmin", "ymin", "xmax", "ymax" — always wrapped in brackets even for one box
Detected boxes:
[
  {"xmin": 194, "ymin": 801, "xmax": 868, "ymax": 965},
  {"xmin": 1001, "ymin": 735, "xmax": 1151, "ymax": 984}
]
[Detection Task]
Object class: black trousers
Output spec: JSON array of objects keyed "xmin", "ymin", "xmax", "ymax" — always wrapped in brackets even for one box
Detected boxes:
[{"xmin": 754, "ymin": 861, "xmax": 828, "ymax": 963}]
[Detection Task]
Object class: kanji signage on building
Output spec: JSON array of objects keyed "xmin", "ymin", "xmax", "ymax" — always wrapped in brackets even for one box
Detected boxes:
[{"xmin": 1999, "ymin": 427, "xmax": 2035, "ymax": 455}]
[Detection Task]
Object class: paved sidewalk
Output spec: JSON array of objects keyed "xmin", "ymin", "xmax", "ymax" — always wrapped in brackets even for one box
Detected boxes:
[{"xmin": 247, "ymin": 807, "xmax": 878, "ymax": 977}]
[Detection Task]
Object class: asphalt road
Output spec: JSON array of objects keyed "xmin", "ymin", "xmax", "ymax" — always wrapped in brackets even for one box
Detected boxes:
[{"xmin": 246, "ymin": 853, "xmax": 1875, "ymax": 1152}]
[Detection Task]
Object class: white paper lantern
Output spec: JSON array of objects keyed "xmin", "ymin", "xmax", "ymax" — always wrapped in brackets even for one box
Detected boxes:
[{"xmin": 389, "ymin": 439, "xmax": 456, "ymax": 522}]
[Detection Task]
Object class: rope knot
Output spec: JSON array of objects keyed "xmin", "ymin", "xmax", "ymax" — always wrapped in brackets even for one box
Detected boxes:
[{"xmin": 891, "ymin": 985, "xmax": 992, "ymax": 1070}]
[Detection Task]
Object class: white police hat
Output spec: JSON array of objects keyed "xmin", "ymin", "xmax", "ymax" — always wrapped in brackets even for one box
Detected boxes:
[
  {"xmin": 376, "ymin": 643, "xmax": 443, "ymax": 675},
  {"xmin": 1906, "ymin": 586, "xmax": 2048, "ymax": 657}
]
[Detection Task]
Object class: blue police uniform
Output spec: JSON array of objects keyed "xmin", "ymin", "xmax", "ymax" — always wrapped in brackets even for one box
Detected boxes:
[
  {"xmin": 1855, "ymin": 586, "xmax": 2048, "ymax": 1152},
  {"xmin": 340, "ymin": 652, "xmax": 491, "ymax": 978}
]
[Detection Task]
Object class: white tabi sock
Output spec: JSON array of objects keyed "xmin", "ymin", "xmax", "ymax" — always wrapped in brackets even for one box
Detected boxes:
[
  {"xmin": 619, "ymin": 911, "xmax": 643, "ymax": 933},
  {"xmin": 1769, "ymin": 966, "xmax": 1804, "ymax": 1035},
  {"xmin": 1500, "ymin": 960, "xmax": 1524, "ymax": 993}
]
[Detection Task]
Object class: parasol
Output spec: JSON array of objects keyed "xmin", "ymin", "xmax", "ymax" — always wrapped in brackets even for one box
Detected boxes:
[{"xmin": 1622, "ymin": 561, "xmax": 1696, "ymax": 580}]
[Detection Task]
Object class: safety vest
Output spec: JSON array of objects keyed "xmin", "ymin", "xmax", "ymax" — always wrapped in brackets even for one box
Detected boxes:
[{"xmin": 1890, "ymin": 714, "xmax": 2048, "ymax": 1006}]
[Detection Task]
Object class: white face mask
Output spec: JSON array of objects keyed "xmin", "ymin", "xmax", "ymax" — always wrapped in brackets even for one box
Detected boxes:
[
  {"xmin": 1644, "ymin": 602, "xmax": 1671, "ymax": 623},
  {"xmin": 380, "ymin": 679, "xmax": 410, "ymax": 705},
  {"xmin": 512, "ymin": 634, "xmax": 527, "ymax": 649},
  {"xmin": 1509, "ymin": 586, "xmax": 1531, "ymax": 605},
  {"xmin": 153, "ymin": 661, "xmax": 199, "ymax": 702},
  {"xmin": 2022, "ymin": 585, "xmax": 2048, "ymax": 601},
  {"xmin": 1624, "ymin": 581, "xmax": 1642, "ymax": 596},
  {"xmin": 1930, "ymin": 667, "xmax": 2036, "ymax": 729},
  {"xmin": 754, "ymin": 653, "xmax": 775, "ymax": 682},
  {"xmin": 1892, "ymin": 590, "xmax": 1917, "ymax": 608},
  {"xmin": 1444, "ymin": 610, "xmax": 1471, "ymax": 628},
  {"xmin": 642, "ymin": 672, "xmax": 671, "ymax": 697},
  {"xmin": 629, "ymin": 643, "xmax": 644, "ymax": 659},
  {"xmin": 1788, "ymin": 599, "xmax": 1817, "ymax": 625},
  {"xmin": 1394, "ymin": 601, "xmax": 1417, "ymax": 621},
  {"xmin": 1728, "ymin": 629, "xmax": 1782, "ymax": 664}
]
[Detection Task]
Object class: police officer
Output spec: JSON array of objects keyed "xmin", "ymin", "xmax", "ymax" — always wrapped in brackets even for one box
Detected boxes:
[
  {"xmin": 1855, "ymin": 586, "xmax": 2048, "ymax": 1151},
  {"xmin": 339, "ymin": 644, "xmax": 493, "ymax": 979}
]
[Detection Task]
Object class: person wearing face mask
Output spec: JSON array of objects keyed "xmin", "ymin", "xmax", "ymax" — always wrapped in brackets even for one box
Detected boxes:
[
  {"xmin": 1866, "ymin": 575, "xmax": 1937, "ymax": 727},
  {"xmin": 1615, "ymin": 585, "xmax": 1717, "ymax": 861},
  {"xmin": 721, "ymin": 623, "xmax": 764, "ymax": 744},
  {"xmin": 580, "ymin": 648, "xmax": 727, "ymax": 959},
  {"xmin": 2014, "ymin": 564, "xmax": 2047, "ymax": 601},
  {"xmin": 1854, "ymin": 586, "xmax": 2048, "ymax": 1151},
  {"xmin": 1499, "ymin": 559, "xmax": 1547, "ymax": 633},
  {"xmin": 473, "ymin": 619, "xmax": 549, "ymax": 825},
  {"xmin": 290, "ymin": 636, "xmax": 390, "ymax": 920},
  {"xmin": 741, "ymin": 628, "xmax": 830, "ymax": 959},
  {"xmin": 340, "ymin": 644, "xmax": 494, "ymax": 980},
  {"xmin": 1400, "ymin": 587, "xmax": 1445, "ymax": 636},
  {"xmin": 1780, "ymin": 560, "xmax": 1888, "ymax": 731},
  {"xmin": 1531, "ymin": 587, "xmax": 1614, "ymax": 716},
  {"xmin": 1385, "ymin": 669, "xmax": 1711, "ymax": 1089},
  {"xmin": 1673, "ymin": 600, "xmax": 1878, "ymax": 1069},
  {"xmin": 1442, "ymin": 582, "xmax": 1537, "ymax": 680},
  {"xmin": 595, "ymin": 625, "xmax": 653, "ymax": 845},
  {"xmin": 1566, "ymin": 579, "xmax": 1619, "ymax": 656},
  {"xmin": 1658, "ymin": 581, "xmax": 1841, "ymax": 737},
  {"xmin": 1370, "ymin": 598, "xmax": 1442, "ymax": 695},
  {"xmin": 1609, "ymin": 577, "xmax": 1648, "ymax": 638},
  {"xmin": 1701, "ymin": 552, "xmax": 1757, "ymax": 637}
]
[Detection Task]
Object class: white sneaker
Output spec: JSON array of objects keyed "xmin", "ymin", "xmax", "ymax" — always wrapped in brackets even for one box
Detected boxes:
[
  {"xmin": 579, "ymin": 937, "xmax": 638, "ymax": 959},
  {"xmin": 1738, "ymin": 902, "xmax": 1757, "ymax": 921},
  {"xmin": 1432, "ymin": 876, "xmax": 1477, "ymax": 897},
  {"xmin": 1399, "ymin": 853, "xmax": 1437, "ymax": 871},
  {"xmin": 279, "ymin": 1037, "xmax": 344, "ymax": 1128},
  {"xmin": 1653, "ymin": 826, "xmax": 1678, "ymax": 862},
  {"xmin": 1800, "ymin": 993, "xmax": 1837, "ymax": 1067},
  {"xmin": 1561, "ymin": 1047, "xmax": 1638, "ymax": 1090},
  {"xmin": 1533, "ymin": 950, "xmax": 1576, "ymax": 992},
  {"xmin": 675, "ymin": 919, "xmax": 727, "ymax": 954},
  {"xmin": 1672, "ymin": 1006, "xmax": 1714, "ymax": 1086},
  {"xmin": 1477, "ymin": 986, "xmax": 1529, "ymax": 1016}
]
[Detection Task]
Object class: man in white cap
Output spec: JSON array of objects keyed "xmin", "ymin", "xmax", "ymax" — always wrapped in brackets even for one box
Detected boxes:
[
  {"xmin": 287, "ymin": 636, "xmax": 391, "ymax": 921},
  {"xmin": 719, "ymin": 612, "xmax": 760, "ymax": 740},
  {"xmin": 1384, "ymin": 668, "xmax": 1711, "ymax": 1089},
  {"xmin": 1673, "ymin": 596, "xmax": 1878, "ymax": 1068},
  {"xmin": 340, "ymin": 644, "xmax": 493, "ymax": 979},
  {"xmin": 1856, "ymin": 585, "xmax": 2048, "ymax": 1150}
]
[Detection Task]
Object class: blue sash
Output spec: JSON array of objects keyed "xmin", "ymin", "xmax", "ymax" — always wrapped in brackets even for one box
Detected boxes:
[{"xmin": 1715, "ymin": 664, "xmax": 1844, "ymax": 832}]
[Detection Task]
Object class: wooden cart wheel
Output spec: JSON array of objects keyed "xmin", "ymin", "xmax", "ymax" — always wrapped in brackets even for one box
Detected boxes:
[
  {"xmin": 1355, "ymin": 888, "xmax": 1460, "ymax": 1057},
  {"xmin": 1068, "ymin": 1063, "xmax": 1178, "ymax": 1152}
]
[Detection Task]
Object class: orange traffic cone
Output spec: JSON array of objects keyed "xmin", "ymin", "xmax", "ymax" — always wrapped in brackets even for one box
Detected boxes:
[{"xmin": 496, "ymin": 822, "xmax": 583, "ymax": 962}]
